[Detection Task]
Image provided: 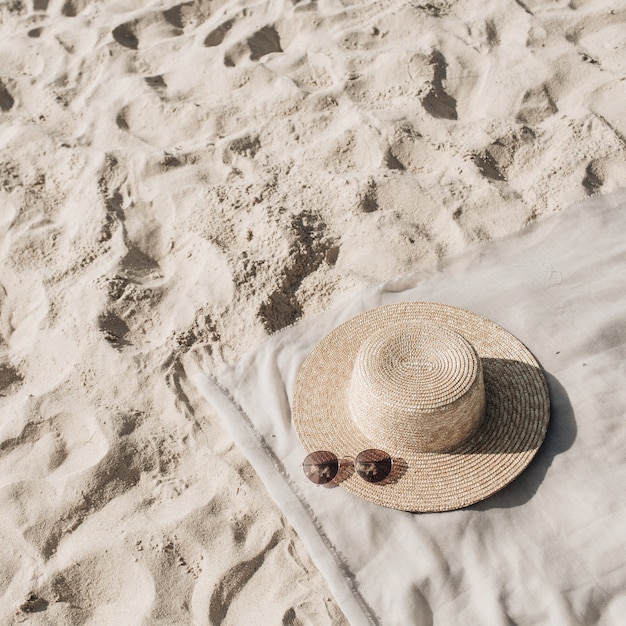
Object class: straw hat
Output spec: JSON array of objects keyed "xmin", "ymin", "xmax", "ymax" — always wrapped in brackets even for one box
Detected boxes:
[{"xmin": 292, "ymin": 302, "xmax": 550, "ymax": 512}]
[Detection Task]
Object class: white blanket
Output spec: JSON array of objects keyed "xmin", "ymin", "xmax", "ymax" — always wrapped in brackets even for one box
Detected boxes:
[{"xmin": 190, "ymin": 191, "xmax": 626, "ymax": 625}]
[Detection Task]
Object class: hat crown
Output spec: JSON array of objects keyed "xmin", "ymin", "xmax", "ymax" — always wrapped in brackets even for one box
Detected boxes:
[{"xmin": 348, "ymin": 322, "xmax": 485, "ymax": 453}]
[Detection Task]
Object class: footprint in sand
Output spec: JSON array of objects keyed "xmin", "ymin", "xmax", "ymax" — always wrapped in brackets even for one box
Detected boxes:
[
  {"xmin": 112, "ymin": 23, "xmax": 139, "ymax": 50},
  {"xmin": 0, "ymin": 364, "xmax": 23, "ymax": 395},
  {"xmin": 98, "ymin": 311, "xmax": 131, "ymax": 347},
  {"xmin": 247, "ymin": 25, "xmax": 282, "ymax": 60},
  {"xmin": 98, "ymin": 242, "xmax": 166, "ymax": 346},
  {"xmin": 163, "ymin": 0, "xmax": 214, "ymax": 30},
  {"xmin": 144, "ymin": 75, "xmax": 168, "ymax": 100},
  {"xmin": 0, "ymin": 80, "xmax": 14, "ymax": 111},
  {"xmin": 115, "ymin": 108, "xmax": 129, "ymax": 131},
  {"xmin": 421, "ymin": 51, "xmax": 458, "ymax": 120},
  {"xmin": 223, "ymin": 24, "xmax": 282, "ymax": 66},
  {"xmin": 582, "ymin": 160, "xmax": 604, "ymax": 194},
  {"xmin": 61, "ymin": 1, "xmax": 77, "ymax": 17},
  {"xmin": 516, "ymin": 84, "xmax": 558, "ymax": 125},
  {"xmin": 204, "ymin": 19, "xmax": 234, "ymax": 47},
  {"xmin": 257, "ymin": 211, "xmax": 334, "ymax": 333},
  {"xmin": 471, "ymin": 151, "xmax": 506, "ymax": 181},
  {"xmin": 163, "ymin": 3, "xmax": 187, "ymax": 29}
]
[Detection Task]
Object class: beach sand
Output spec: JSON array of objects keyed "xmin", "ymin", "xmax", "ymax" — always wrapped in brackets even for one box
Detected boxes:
[{"xmin": 0, "ymin": 0, "xmax": 624, "ymax": 623}]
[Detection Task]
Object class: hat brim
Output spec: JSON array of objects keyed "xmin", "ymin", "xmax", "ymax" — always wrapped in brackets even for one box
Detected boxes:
[{"xmin": 292, "ymin": 302, "xmax": 550, "ymax": 512}]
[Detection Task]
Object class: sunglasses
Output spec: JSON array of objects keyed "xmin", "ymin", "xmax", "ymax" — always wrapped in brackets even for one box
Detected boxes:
[{"xmin": 302, "ymin": 449, "xmax": 393, "ymax": 484}]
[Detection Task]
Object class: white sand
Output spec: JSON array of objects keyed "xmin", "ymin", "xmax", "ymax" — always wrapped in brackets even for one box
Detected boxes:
[{"xmin": 0, "ymin": 0, "xmax": 624, "ymax": 623}]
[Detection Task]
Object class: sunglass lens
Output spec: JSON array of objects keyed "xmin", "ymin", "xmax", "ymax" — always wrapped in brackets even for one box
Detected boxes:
[
  {"xmin": 355, "ymin": 449, "xmax": 393, "ymax": 483},
  {"xmin": 303, "ymin": 451, "xmax": 339, "ymax": 484}
]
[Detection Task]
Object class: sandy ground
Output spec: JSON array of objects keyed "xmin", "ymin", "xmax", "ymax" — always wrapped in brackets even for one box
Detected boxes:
[{"xmin": 0, "ymin": 0, "xmax": 624, "ymax": 623}]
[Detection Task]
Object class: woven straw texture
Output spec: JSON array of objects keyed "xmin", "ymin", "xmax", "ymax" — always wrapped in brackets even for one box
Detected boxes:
[{"xmin": 292, "ymin": 302, "xmax": 550, "ymax": 512}]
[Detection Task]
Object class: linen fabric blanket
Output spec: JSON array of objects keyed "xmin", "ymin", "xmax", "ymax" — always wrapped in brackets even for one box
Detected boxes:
[{"xmin": 189, "ymin": 191, "xmax": 626, "ymax": 626}]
